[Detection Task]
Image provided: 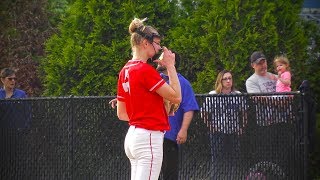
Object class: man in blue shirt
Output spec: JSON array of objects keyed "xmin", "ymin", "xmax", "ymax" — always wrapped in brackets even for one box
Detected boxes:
[{"xmin": 157, "ymin": 53, "xmax": 199, "ymax": 180}]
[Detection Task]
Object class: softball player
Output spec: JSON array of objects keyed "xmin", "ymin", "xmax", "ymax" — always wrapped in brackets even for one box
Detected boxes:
[{"xmin": 116, "ymin": 17, "xmax": 181, "ymax": 180}]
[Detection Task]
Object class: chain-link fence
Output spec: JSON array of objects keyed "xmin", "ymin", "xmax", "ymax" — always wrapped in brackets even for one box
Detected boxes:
[{"xmin": 0, "ymin": 93, "xmax": 312, "ymax": 180}]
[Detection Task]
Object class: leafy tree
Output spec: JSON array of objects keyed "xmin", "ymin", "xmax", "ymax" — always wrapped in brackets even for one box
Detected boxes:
[
  {"xmin": 167, "ymin": 0, "xmax": 308, "ymax": 93},
  {"xmin": 0, "ymin": 0, "xmax": 50, "ymax": 96},
  {"xmin": 0, "ymin": 0, "xmax": 71, "ymax": 96},
  {"xmin": 42, "ymin": 0, "xmax": 180, "ymax": 96},
  {"xmin": 301, "ymin": 19, "xmax": 320, "ymax": 103}
]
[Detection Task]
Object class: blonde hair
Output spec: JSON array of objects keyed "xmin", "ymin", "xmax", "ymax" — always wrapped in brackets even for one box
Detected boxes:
[
  {"xmin": 128, "ymin": 18, "xmax": 160, "ymax": 48},
  {"xmin": 214, "ymin": 70, "xmax": 236, "ymax": 94},
  {"xmin": 274, "ymin": 55, "xmax": 290, "ymax": 71}
]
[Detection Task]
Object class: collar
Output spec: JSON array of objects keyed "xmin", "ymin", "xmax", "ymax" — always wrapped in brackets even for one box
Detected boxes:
[{"xmin": 0, "ymin": 88, "xmax": 17, "ymax": 98}]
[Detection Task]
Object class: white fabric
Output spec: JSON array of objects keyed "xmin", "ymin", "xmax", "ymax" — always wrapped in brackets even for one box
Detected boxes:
[
  {"xmin": 246, "ymin": 73, "xmax": 276, "ymax": 93},
  {"xmin": 124, "ymin": 126, "xmax": 164, "ymax": 180},
  {"xmin": 202, "ymin": 90, "xmax": 245, "ymax": 134}
]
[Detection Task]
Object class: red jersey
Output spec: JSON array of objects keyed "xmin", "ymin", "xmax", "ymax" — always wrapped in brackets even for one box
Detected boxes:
[{"xmin": 117, "ymin": 60, "xmax": 169, "ymax": 131}]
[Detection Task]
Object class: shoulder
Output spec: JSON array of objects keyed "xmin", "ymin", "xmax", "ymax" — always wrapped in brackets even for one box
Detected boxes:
[
  {"xmin": 14, "ymin": 89, "xmax": 27, "ymax": 97},
  {"xmin": 246, "ymin": 74, "xmax": 256, "ymax": 82},
  {"xmin": 267, "ymin": 72, "xmax": 277, "ymax": 76},
  {"xmin": 0, "ymin": 88, "xmax": 5, "ymax": 98},
  {"xmin": 124, "ymin": 60, "xmax": 154, "ymax": 71},
  {"xmin": 208, "ymin": 90, "xmax": 217, "ymax": 94},
  {"xmin": 178, "ymin": 74, "xmax": 191, "ymax": 85},
  {"xmin": 15, "ymin": 88, "xmax": 26, "ymax": 93},
  {"xmin": 282, "ymin": 71, "xmax": 291, "ymax": 76},
  {"xmin": 233, "ymin": 91, "xmax": 241, "ymax": 94},
  {"xmin": 140, "ymin": 61, "xmax": 155, "ymax": 69},
  {"xmin": 134, "ymin": 62, "xmax": 160, "ymax": 79}
]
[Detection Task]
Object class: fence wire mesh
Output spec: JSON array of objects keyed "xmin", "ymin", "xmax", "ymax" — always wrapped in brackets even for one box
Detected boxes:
[{"xmin": 0, "ymin": 93, "xmax": 310, "ymax": 180}]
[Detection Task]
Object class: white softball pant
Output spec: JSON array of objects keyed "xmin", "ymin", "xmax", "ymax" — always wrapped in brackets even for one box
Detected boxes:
[{"xmin": 124, "ymin": 125, "xmax": 164, "ymax": 180}]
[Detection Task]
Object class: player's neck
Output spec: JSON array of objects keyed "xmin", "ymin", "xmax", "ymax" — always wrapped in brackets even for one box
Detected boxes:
[{"xmin": 132, "ymin": 51, "xmax": 149, "ymax": 62}]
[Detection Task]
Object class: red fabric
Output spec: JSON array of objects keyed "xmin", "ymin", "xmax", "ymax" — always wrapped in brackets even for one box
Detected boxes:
[{"xmin": 117, "ymin": 60, "xmax": 169, "ymax": 131}]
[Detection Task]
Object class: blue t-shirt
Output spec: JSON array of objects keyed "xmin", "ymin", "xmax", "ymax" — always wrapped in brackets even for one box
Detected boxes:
[
  {"xmin": 160, "ymin": 73, "xmax": 199, "ymax": 142},
  {"xmin": 0, "ymin": 88, "xmax": 29, "ymax": 128},
  {"xmin": 0, "ymin": 88, "xmax": 27, "ymax": 99}
]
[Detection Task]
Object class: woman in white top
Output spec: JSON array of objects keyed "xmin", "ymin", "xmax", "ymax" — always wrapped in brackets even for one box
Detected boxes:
[
  {"xmin": 202, "ymin": 70, "xmax": 246, "ymax": 179},
  {"xmin": 202, "ymin": 70, "xmax": 243, "ymax": 134}
]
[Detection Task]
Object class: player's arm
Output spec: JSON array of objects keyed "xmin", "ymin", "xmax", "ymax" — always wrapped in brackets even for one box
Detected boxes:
[
  {"xmin": 117, "ymin": 101, "xmax": 129, "ymax": 121},
  {"xmin": 155, "ymin": 48, "xmax": 181, "ymax": 104},
  {"xmin": 156, "ymin": 68, "xmax": 182, "ymax": 104}
]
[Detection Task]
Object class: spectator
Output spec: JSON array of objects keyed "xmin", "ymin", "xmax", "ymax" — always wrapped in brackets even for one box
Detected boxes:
[
  {"xmin": 157, "ymin": 52, "xmax": 199, "ymax": 180},
  {"xmin": 0, "ymin": 68, "xmax": 27, "ymax": 99},
  {"xmin": 201, "ymin": 70, "xmax": 246, "ymax": 179},
  {"xmin": 273, "ymin": 55, "xmax": 291, "ymax": 92},
  {"xmin": 245, "ymin": 51, "xmax": 277, "ymax": 93},
  {"xmin": 245, "ymin": 52, "xmax": 293, "ymax": 178},
  {"xmin": 116, "ymin": 17, "xmax": 181, "ymax": 180},
  {"xmin": 0, "ymin": 68, "xmax": 30, "ymax": 177},
  {"xmin": 0, "ymin": 67, "xmax": 30, "ymax": 128},
  {"xmin": 245, "ymin": 51, "xmax": 278, "ymax": 126}
]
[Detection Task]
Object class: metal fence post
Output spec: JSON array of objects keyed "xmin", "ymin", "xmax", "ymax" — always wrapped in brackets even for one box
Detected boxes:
[{"xmin": 302, "ymin": 92, "xmax": 309, "ymax": 180}]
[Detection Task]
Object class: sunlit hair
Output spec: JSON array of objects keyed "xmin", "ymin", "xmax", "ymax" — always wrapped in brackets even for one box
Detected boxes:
[
  {"xmin": 128, "ymin": 17, "xmax": 161, "ymax": 48},
  {"xmin": 215, "ymin": 70, "xmax": 236, "ymax": 94},
  {"xmin": 274, "ymin": 55, "xmax": 290, "ymax": 71},
  {"xmin": 0, "ymin": 68, "xmax": 16, "ymax": 78}
]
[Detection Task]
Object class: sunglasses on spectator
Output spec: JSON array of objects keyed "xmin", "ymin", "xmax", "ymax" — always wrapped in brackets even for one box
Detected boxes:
[
  {"xmin": 7, "ymin": 77, "xmax": 17, "ymax": 81},
  {"xmin": 222, "ymin": 77, "xmax": 232, "ymax": 81}
]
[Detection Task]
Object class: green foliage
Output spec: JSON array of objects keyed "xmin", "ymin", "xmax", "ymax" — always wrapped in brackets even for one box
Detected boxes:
[
  {"xmin": 167, "ymin": 0, "xmax": 308, "ymax": 93},
  {"xmin": 300, "ymin": 20, "xmax": 320, "ymax": 104},
  {"xmin": 42, "ymin": 0, "xmax": 180, "ymax": 96},
  {"xmin": 47, "ymin": 0, "xmax": 72, "ymax": 26},
  {"xmin": 0, "ymin": 0, "xmax": 59, "ymax": 96}
]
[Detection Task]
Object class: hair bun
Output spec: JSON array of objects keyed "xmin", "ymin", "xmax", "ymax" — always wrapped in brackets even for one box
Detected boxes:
[{"xmin": 129, "ymin": 17, "xmax": 148, "ymax": 34}]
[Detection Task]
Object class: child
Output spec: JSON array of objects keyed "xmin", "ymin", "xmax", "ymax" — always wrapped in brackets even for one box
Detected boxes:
[{"xmin": 274, "ymin": 55, "xmax": 291, "ymax": 92}]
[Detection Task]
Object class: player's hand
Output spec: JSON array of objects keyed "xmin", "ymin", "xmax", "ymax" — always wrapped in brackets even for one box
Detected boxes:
[{"xmin": 153, "ymin": 47, "xmax": 175, "ymax": 67}]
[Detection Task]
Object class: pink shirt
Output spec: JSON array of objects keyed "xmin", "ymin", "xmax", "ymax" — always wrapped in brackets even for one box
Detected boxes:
[{"xmin": 276, "ymin": 71, "xmax": 291, "ymax": 92}]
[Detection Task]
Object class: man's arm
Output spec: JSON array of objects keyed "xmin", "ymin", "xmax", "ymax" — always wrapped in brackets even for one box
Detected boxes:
[{"xmin": 176, "ymin": 111, "xmax": 194, "ymax": 144}]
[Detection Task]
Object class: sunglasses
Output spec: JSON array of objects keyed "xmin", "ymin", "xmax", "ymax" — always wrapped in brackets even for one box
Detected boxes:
[{"xmin": 7, "ymin": 77, "xmax": 17, "ymax": 81}]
